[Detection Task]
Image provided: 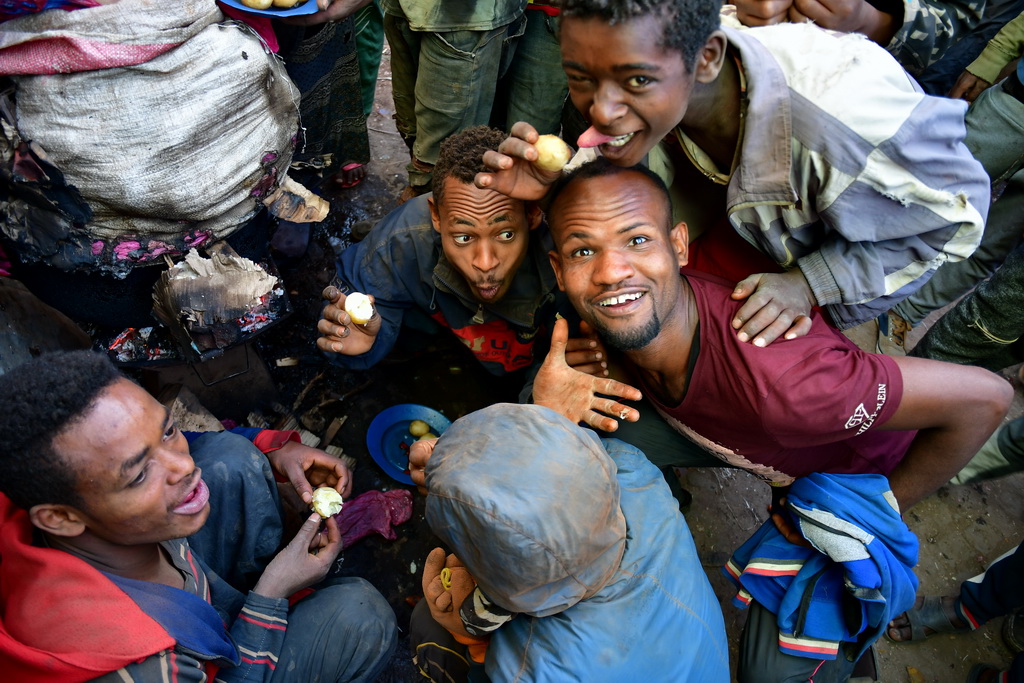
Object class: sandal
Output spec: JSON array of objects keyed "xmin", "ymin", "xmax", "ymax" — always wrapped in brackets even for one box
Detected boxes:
[
  {"xmin": 886, "ymin": 595, "xmax": 972, "ymax": 643},
  {"xmin": 1003, "ymin": 609, "xmax": 1024, "ymax": 655},
  {"xmin": 967, "ymin": 663, "xmax": 1004, "ymax": 683},
  {"xmin": 330, "ymin": 162, "xmax": 366, "ymax": 189}
]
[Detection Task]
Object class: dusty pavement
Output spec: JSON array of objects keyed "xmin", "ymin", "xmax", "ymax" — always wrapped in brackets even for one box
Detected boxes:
[{"xmin": 148, "ymin": 43, "xmax": 1024, "ymax": 683}]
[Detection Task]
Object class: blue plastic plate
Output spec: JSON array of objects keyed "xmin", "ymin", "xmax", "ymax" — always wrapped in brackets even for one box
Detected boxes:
[
  {"xmin": 366, "ymin": 404, "xmax": 451, "ymax": 485},
  {"xmin": 219, "ymin": 0, "xmax": 319, "ymax": 18}
]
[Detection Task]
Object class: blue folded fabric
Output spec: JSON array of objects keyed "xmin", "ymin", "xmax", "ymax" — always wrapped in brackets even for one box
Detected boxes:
[{"xmin": 724, "ymin": 473, "xmax": 919, "ymax": 660}]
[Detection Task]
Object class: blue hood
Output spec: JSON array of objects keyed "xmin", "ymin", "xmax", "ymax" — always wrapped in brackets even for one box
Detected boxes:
[{"xmin": 425, "ymin": 404, "xmax": 626, "ymax": 617}]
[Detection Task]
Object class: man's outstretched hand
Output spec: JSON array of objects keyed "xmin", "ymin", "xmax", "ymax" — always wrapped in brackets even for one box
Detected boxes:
[
  {"xmin": 533, "ymin": 318, "xmax": 643, "ymax": 432},
  {"xmin": 731, "ymin": 269, "xmax": 815, "ymax": 346}
]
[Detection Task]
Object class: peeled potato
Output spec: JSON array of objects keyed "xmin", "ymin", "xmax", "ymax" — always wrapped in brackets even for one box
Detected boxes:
[
  {"xmin": 272, "ymin": 0, "xmax": 300, "ymax": 6},
  {"xmin": 418, "ymin": 432, "xmax": 438, "ymax": 441},
  {"xmin": 311, "ymin": 487, "xmax": 344, "ymax": 517},
  {"xmin": 533, "ymin": 135, "xmax": 572, "ymax": 172},
  {"xmin": 345, "ymin": 292, "xmax": 375, "ymax": 325},
  {"xmin": 409, "ymin": 419, "xmax": 430, "ymax": 437},
  {"xmin": 240, "ymin": 0, "xmax": 274, "ymax": 8}
]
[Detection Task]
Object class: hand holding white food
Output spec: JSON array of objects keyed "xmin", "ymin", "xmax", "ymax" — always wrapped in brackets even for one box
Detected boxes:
[
  {"xmin": 317, "ymin": 286, "xmax": 381, "ymax": 356},
  {"xmin": 254, "ymin": 513, "xmax": 342, "ymax": 599}
]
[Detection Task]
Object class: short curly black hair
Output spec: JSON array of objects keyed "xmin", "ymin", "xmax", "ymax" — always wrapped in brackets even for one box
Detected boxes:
[
  {"xmin": 431, "ymin": 126, "xmax": 509, "ymax": 205},
  {"xmin": 0, "ymin": 350, "xmax": 122, "ymax": 511},
  {"xmin": 561, "ymin": 0, "xmax": 723, "ymax": 68}
]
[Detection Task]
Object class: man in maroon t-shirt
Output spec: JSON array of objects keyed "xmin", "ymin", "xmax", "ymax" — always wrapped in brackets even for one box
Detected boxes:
[{"xmin": 532, "ymin": 158, "xmax": 1011, "ymax": 512}]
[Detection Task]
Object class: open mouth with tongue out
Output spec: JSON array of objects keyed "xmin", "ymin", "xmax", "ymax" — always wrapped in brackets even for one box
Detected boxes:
[{"xmin": 577, "ymin": 126, "xmax": 637, "ymax": 150}]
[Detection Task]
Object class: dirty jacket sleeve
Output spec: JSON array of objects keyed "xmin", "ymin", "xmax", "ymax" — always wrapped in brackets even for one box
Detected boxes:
[
  {"xmin": 331, "ymin": 196, "xmax": 439, "ymax": 370},
  {"xmin": 965, "ymin": 9, "xmax": 1024, "ymax": 82},
  {"xmin": 886, "ymin": 0, "xmax": 986, "ymax": 74},
  {"xmin": 724, "ymin": 25, "xmax": 990, "ymax": 329},
  {"xmin": 92, "ymin": 593, "xmax": 289, "ymax": 683},
  {"xmin": 92, "ymin": 546, "xmax": 290, "ymax": 683}
]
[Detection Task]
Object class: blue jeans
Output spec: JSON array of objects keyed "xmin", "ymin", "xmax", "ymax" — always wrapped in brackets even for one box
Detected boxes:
[
  {"xmin": 894, "ymin": 75, "xmax": 1024, "ymax": 327},
  {"xmin": 187, "ymin": 431, "xmax": 284, "ymax": 590}
]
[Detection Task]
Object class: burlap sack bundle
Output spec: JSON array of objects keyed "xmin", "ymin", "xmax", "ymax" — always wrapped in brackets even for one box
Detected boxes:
[{"xmin": 0, "ymin": 0, "xmax": 301, "ymax": 275}]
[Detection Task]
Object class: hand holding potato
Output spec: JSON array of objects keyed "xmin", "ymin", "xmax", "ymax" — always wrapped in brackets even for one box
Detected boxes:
[
  {"xmin": 475, "ymin": 122, "xmax": 564, "ymax": 201},
  {"xmin": 532, "ymin": 135, "xmax": 572, "ymax": 172},
  {"xmin": 316, "ymin": 286, "xmax": 381, "ymax": 357}
]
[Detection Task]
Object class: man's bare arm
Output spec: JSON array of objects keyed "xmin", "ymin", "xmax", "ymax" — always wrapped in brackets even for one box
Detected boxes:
[{"xmin": 880, "ymin": 356, "xmax": 1012, "ymax": 510}]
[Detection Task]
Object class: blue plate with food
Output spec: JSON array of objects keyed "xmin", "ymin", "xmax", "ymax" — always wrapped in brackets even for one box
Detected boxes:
[
  {"xmin": 366, "ymin": 404, "xmax": 451, "ymax": 485},
  {"xmin": 219, "ymin": 0, "xmax": 320, "ymax": 19}
]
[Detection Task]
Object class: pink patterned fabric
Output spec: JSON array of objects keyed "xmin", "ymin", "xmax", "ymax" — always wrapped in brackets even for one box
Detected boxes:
[{"xmin": 0, "ymin": 35, "xmax": 175, "ymax": 74}]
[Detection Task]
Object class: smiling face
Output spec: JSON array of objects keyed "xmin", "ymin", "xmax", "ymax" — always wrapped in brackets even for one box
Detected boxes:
[
  {"xmin": 430, "ymin": 178, "xmax": 540, "ymax": 304},
  {"xmin": 548, "ymin": 168, "xmax": 688, "ymax": 352},
  {"xmin": 51, "ymin": 378, "xmax": 210, "ymax": 545},
  {"xmin": 560, "ymin": 14, "xmax": 696, "ymax": 167}
]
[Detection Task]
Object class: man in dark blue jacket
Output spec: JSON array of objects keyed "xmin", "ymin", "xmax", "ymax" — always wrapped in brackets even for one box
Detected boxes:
[{"xmin": 317, "ymin": 126, "xmax": 580, "ymax": 377}]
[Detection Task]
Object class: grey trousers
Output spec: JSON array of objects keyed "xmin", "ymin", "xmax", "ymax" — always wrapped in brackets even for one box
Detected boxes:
[
  {"xmin": 738, "ymin": 600, "xmax": 861, "ymax": 683},
  {"xmin": 911, "ymin": 238, "xmax": 1024, "ymax": 371},
  {"xmin": 277, "ymin": 577, "xmax": 398, "ymax": 682},
  {"xmin": 951, "ymin": 415, "xmax": 1024, "ymax": 484}
]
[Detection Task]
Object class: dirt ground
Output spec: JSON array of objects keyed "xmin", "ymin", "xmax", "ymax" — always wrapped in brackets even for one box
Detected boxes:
[{"xmin": 137, "ymin": 43, "xmax": 1024, "ymax": 683}]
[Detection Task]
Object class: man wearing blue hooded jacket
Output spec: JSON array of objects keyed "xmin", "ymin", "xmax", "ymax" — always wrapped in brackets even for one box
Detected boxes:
[{"xmin": 406, "ymin": 403, "xmax": 729, "ymax": 682}]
